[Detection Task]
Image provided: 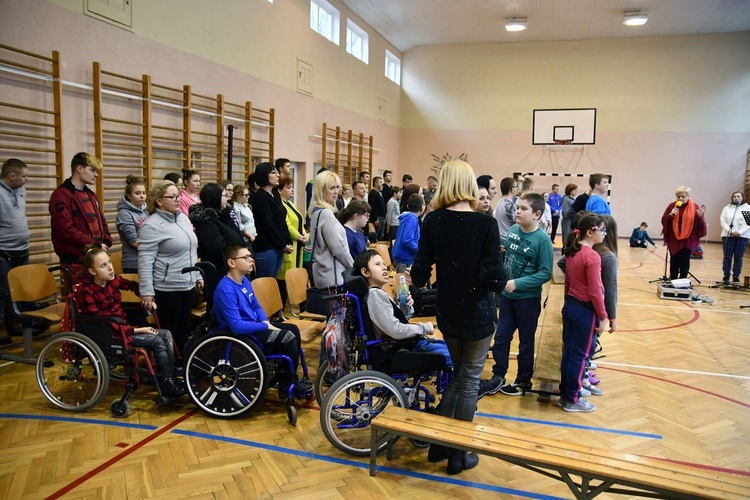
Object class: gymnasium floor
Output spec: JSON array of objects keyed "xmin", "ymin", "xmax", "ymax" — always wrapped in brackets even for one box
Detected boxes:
[{"xmin": 0, "ymin": 242, "xmax": 748, "ymax": 499}]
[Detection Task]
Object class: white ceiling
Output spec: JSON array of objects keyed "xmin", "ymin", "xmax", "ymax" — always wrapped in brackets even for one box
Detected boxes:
[{"xmin": 341, "ymin": 0, "xmax": 750, "ymax": 52}]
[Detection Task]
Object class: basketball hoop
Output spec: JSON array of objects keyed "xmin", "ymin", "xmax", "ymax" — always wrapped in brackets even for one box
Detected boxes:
[{"xmin": 554, "ymin": 139, "xmax": 572, "ymax": 146}]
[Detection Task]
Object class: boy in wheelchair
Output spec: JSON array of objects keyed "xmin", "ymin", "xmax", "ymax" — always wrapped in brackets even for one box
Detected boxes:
[
  {"xmin": 213, "ymin": 243, "xmax": 312, "ymax": 398},
  {"xmin": 355, "ymin": 249, "xmax": 451, "ymax": 366},
  {"xmin": 78, "ymin": 246, "xmax": 186, "ymax": 398}
]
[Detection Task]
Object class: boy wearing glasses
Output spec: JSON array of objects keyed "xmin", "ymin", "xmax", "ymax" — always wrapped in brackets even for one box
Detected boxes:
[
  {"xmin": 479, "ymin": 192, "xmax": 553, "ymax": 398},
  {"xmin": 213, "ymin": 243, "xmax": 312, "ymax": 398}
]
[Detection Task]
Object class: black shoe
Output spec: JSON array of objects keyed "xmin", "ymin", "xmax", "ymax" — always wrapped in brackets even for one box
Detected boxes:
[
  {"xmin": 5, "ymin": 317, "xmax": 22, "ymax": 336},
  {"xmin": 733, "ymin": 277, "xmax": 741, "ymax": 289},
  {"xmin": 477, "ymin": 376, "xmax": 505, "ymax": 400},
  {"xmin": 0, "ymin": 325, "xmax": 11, "ymax": 345},
  {"xmin": 446, "ymin": 449, "xmax": 479, "ymax": 475},
  {"xmin": 294, "ymin": 376, "xmax": 313, "ymax": 398},
  {"xmin": 499, "ymin": 381, "xmax": 532, "ymax": 396},
  {"xmin": 427, "ymin": 443, "xmax": 449, "ymax": 462},
  {"xmin": 161, "ymin": 378, "xmax": 186, "ymax": 398}
]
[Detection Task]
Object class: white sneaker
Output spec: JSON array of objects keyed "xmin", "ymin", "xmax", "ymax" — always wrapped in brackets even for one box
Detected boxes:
[
  {"xmin": 563, "ymin": 398, "xmax": 596, "ymax": 412},
  {"xmin": 583, "ymin": 384, "xmax": 604, "ymax": 396},
  {"xmin": 580, "ymin": 387, "xmax": 591, "ymax": 397},
  {"xmin": 588, "ymin": 362, "xmax": 598, "ymax": 370}
]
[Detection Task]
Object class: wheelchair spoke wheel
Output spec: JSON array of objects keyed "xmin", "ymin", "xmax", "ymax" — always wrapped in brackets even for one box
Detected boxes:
[
  {"xmin": 320, "ymin": 370, "xmax": 407, "ymax": 456},
  {"xmin": 36, "ymin": 332, "xmax": 110, "ymax": 412},
  {"xmin": 184, "ymin": 332, "xmax": 268, "ymax": 418},
  {"xmin": 314, "ymin": 362, "xmax": 341, "ymax": 408}
]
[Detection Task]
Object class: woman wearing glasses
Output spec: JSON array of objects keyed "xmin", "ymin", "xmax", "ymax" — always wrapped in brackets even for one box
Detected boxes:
[
  {"xmin": 138, "ymin": 180, "xmax": 203, "ymax": 354},
  {"xmin": 248, "ymin": 163, "xmax": 293, "ymax": 278},
  {"xmin": 189, "ymin": 183, "xmax": 247, "ymax": 313}
]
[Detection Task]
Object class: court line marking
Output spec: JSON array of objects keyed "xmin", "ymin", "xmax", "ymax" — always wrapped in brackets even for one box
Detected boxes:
[
  {"xmin": 597, "ymin": 363, "xmax": 750, "ymax": 380},
  {"xmin": 0, "ymin": 413, "xmax": 158, "ymax": 430},
  {"xmin": 618, "ymin": 302, "xmax": 750, "ymax": 315},
  {"xmin": 172, "ymin": 429, "xmax": 564, "ymax": 500},
  {"xmin": 45, "ymin": 409, "xmax": 197, "ymax": 499}
]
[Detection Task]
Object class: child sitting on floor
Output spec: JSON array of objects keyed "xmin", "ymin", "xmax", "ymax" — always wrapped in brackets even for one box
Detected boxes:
[
  {"xmin": 355, "ymin": 249, "xmax": 452, "ymax": 366},
  {"xmin": 77, "ymin": 246, "xmax": 185, "ymax": 398}
]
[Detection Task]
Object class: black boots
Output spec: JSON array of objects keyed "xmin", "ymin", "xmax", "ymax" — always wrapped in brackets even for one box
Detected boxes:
[
  {"xmin": 162, "ymin": 378, "xmax": 186, "ymax": 398},
  {"xmin": 427, "ymin": 443, "xmax": 449, "ymax": 462},
  {"xmin": 446, "ymin": 448, "xmax": 479, "ymax": 475}
]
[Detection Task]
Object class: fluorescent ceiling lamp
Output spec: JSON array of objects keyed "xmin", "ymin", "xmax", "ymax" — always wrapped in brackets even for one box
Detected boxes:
[
  {"xmin": 623, "ymin": 11, "xmax": 648, "ymax": 26},
  {"xmin": 505, "ymin": 17, "xmax": 527, "ymax": 32}
]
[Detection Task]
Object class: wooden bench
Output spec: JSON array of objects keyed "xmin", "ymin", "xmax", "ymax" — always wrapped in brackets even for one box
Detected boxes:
[
  {"xmin": 370, "ymin": 406, "xmax": 750, "ymax": 499},
  {"xmin": 533, "ymin": 280, "xmax": 565, "ymax": 402}
]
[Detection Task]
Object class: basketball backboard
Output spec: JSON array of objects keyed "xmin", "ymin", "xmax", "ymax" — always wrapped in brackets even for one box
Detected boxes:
[{"xmin": 532, "ymin": 108, "xmax": 596, "ymax": 145}]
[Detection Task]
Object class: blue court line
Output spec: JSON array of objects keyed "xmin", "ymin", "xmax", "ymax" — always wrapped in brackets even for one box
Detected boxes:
[
  {"xmin": 172, "ymin": 429, "xmax": 565, "ymax": 500},
  {"xmin": 476, "ymin": 411, "xmax": 663, "ymax": 440},
  {"xmin": 0, "ymin": 413, "xmax": 158, "ymax": 430}
]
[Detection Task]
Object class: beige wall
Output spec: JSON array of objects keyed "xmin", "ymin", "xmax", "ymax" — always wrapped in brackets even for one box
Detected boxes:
[{"xmin": 398, "ymin": 33, "xmax": 750, "ymax": 240}]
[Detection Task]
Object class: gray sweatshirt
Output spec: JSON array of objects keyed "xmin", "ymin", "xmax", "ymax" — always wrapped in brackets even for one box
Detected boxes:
[
  {"xmin": 309, "ymin": 208, "xmax": 353, "ymax": 287},
  {"xmin": 137, "ymin": 209, "xmax": 200, "ymax": 296},
  {"xmin": 0, "ymin": 179, "xmax": 30, "ymax": 251},
  {"xmin": 115, "ymin": 196, "xmax": 149, "ymax": 271},
  {"xmin": 366, "ymin": 287, "xmax": 433, "ymax": 340}
]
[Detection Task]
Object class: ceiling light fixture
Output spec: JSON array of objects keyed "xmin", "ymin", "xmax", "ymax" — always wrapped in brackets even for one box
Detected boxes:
[
  {"xmin": 505, "ymin": 17, "xmax": 527, "ymax": 32},
  {"xmin": 623, "ymin": 11, "xmax": 648, "ymax": 26}
]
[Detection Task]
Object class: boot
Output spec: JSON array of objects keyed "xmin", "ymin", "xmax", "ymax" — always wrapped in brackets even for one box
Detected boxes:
[
  {"xmin": 427, "ymin": 443, "xmax": 449, "ymax": 462},
  {"xmin": 5, "ymin": 316, "xmax": 22, "ymax": 336},
  {"xmin": 446, "ymin": 448, "xmax": 479, "ymax": 475},
  {"xmin": 162, "ymin": 377, "xmax": 186, "ymax": 398},
  {"xmin": 0, "ymin": 323, "xmax": 11, "ymax": 345}
]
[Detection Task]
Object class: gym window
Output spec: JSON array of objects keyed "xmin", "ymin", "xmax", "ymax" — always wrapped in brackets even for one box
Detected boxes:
[
  {"xmin": 385, "ymin": 49, "xmax": 401, "ymax": 85},
  {"xmin": 310, "ymin": 0, "xmax": 340, "ymax": 45},
  {"xmin": 346, "ymin": 19, "xmax": 369, "ymax": 64}
]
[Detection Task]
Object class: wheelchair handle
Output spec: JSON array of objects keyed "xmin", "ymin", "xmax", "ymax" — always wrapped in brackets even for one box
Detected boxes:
[{"xmin": 181, "ymin": 262, "xmax": 216, "ymax": 281}]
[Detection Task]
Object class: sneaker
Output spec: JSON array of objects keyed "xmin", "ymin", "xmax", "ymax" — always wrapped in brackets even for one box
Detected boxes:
[
  {"xmin": 583, "ymin": 384, "xmax": 604, "ymax": 396},
  {"xmin": 580, "ymin": 387, "xmax": 591, "ymax": 397},
  {"xmin": 499, "ymin": 381, "xmax": 532, "ymax": 396},
  {"xmin": 588, "ymin": 361, "xmax": 598, "ymax": 370},
  {"xmin": 733, "ymin": 277, "xmax": 741, "ymax": 289},
  {"xmin": 477, "ymin": 376, "xmax": 505, "ymax": 399},
  {"xmin": 557, "ymin": 396, "xmax": 567, "ymax": 407},
  {"xmin": 294, "ymin": 376, "xmax": 313, "ymax": 398},
  {"xmin": 588, "ymin": 373, "xmax": 600, "ymax": 385},
  {"xmin": 562, "ymin": 398, "xmax": 596, "ymax": 412}
]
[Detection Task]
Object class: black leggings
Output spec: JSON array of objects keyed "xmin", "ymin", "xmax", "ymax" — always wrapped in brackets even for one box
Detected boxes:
[
  {"xmin": 154, "ymin": 288, "xmax": 196, "ymax": 355},
  {"xmin": 669, "ymin": 248, "xmax": 693, "ymax": 279}
]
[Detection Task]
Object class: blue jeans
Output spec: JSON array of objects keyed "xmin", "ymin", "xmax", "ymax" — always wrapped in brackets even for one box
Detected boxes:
[
  {"xmin": 722, "ymin": 236, "xmax": 749, "ymax": 279},
  {"xmin": 253, "ymin": 248, "xmax": 283, "ymax": 278},
  {"xmin": 414, "ymin": 337, "xmax": 453, "ymax": 367},
  {"xmin": 438, "ymin": 335, "xmax": 492, "ymax": 422},
  {"xmin": 560, "ymin": 300, "xmax": 597, "ymax": 402},
  {"xmin": 490, "ymin": 295, "xmax": 541, "ymax": 384}
]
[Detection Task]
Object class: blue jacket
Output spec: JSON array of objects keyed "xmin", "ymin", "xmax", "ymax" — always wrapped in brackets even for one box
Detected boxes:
[
  {"xmin": 548, "ymin": 192, "xmax": 562, "ymax": 216},
  {"xmin": 393, "ymin": 211, "xmax": 420, "ymax": 265}
]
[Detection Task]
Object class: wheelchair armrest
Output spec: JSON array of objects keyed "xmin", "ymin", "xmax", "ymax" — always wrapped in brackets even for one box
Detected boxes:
[
  {"xmin": 75, "ymin": 314, "xmax": 125, "ymax": 325},
  {"xmin": 182, "ymin": 262, "xmax": 216, "ymax": 281}
]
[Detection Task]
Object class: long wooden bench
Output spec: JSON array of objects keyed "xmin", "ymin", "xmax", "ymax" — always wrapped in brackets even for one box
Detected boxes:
[{"xmin": 370, "ymin": 406, "xmax": 750, "ymax": 499}]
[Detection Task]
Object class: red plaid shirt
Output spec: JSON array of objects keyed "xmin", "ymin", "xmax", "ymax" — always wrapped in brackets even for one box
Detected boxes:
[{"xmin": 76, "ymin": 276, "xmax": 140, "ymax": 340}]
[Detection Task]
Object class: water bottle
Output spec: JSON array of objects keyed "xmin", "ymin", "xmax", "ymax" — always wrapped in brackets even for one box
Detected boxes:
[{"xmin": 398, "ymin": 276, "xmax": 413, "ymax": 319}]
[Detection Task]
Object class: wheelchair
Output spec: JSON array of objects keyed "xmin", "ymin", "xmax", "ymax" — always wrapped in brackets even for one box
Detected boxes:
[
  {"xmin": 180, "ymin": 265, "xmax": 313, "ymax": 425},
  {"xmin": 317, "ymin": 269, "xmax": 451, "ymax": 456},
  {"xmin": 35, "ymin": 282, "xmax": 176, "ymax": 418}
]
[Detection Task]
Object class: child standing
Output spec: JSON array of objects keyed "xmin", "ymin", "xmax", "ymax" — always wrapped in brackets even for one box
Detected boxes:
[
  {"xmin": 115, "ymin": 175, "xmax": 149, "ymax": 273},
  {"xmin": 559, "ymin": 212, "xmax": 608, "ymax": 412},
  {"xmin": 385, "ymin": 186, "xmax": 402, "ymax": 241},
  {"xmin": 393, "ymin": 193, "xmax": 425, "ymax": 273},
  {"xmin": 479, "ymin": 192, "xmax": 553, "ymax": 397},
  {"xmin": 77, "ymin": 246, "xmax": 185, "ymax": 398}
]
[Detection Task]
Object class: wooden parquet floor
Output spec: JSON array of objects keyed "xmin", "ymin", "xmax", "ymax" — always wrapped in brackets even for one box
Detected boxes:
[{"xmin": 1, "ymin": 242, "xmax": 749, "ymax": 499}]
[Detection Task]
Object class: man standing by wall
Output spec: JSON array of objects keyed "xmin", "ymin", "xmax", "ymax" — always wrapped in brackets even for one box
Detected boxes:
[
  {"xmin": 369, "ymin": 176, "xmax": 387, "ymax": 241},
  {"xmin": 0, "ymin": 159, "xmax": 30, "ymax": 343},
  {"xmin": 548, "ymin": 183, "xmax": 562, "ymax": 243},
  {"xmin": 49, "ymin": 152, "xmax": 112, "ymax": 288},
  {"xmin": 382, "ymin": 170, "xmax": 393, "ymax": 205}
]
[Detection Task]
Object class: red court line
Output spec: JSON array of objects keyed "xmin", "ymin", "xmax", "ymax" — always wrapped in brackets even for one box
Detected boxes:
[
  {"xmin": 639, "ymin": 455, "xmax": 750, "ymax": 478},
  {"xmin": 46, "ymin": 409, "xmax": 197, "ymax": 500},
  {"xmin": 619, "ymin": 302, "xmax": 700, "ymax": 333},
  {"xmin": 603, "ymin": 366, "xmax": 750, "ymax": 409}
]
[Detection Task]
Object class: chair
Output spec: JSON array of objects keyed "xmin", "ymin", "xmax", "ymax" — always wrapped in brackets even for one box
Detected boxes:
[
  {"xmin": 284, "ymin": 268, "xmax": 326, "ymax": 321},
  {"xmin": 109, "ymin": 251, "xmax": 123, "ymax": 275},
  {"xmin": 251, "ymin": 277, "xmax": 324, "ymax": 342},
  {"xmin": 4, "ymin": 264, "xmax": 66, "ymax": 364}
]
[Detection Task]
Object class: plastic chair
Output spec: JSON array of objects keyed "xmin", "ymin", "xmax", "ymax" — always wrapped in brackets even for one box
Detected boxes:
[
  {"xmin": 285, "ymin": 267, "xmax": 326, "ymax": 321},
  {"xmin": 109, "ymin": 251, "xmax": 123, "ymax": 275},
  {"xmin": 251, "ymin": 277, "xmax": 324, "ymax": 342},
  {"xmin": 4, "ymin": 264, "xmax": 66, "ymax": 364}
]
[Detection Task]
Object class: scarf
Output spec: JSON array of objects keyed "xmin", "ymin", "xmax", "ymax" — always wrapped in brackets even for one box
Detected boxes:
[{"xmin": 672, "ymin": 199, "xmax": 696, "ymax": 240}]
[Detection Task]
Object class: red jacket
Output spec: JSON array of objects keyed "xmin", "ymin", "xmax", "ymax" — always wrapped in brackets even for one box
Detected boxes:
[{"xmin": 49, "ymin": 178, "xmax": 112, "ymax": 263}]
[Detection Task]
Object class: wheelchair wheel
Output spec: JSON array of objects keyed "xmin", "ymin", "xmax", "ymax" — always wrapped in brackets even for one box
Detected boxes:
[
  {"xmin": 314, "ymin": 363, "xmax": 337, "ymax": 407},
  {"xmin": 184, "ymin": 331, "xmax": 268, "ymax": 418},
  {"xmin": 320, "ymin": 370, "xmax": 408, "ymax": 456},
  {"xmin": 110, "ymin": 398, "xmax": 130, "ymax": 418},
  {"xmin": 36, "ymin": 332, "xmax": 110, "ymax": 412},
  {"xmin": 286, "ymin": 403, "xmax": 297, "ymax": 426}
]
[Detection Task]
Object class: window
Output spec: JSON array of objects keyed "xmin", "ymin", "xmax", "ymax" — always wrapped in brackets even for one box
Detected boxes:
[
  {"xmin": 385, "ymin": 49, "xmax": 401, "ymax": 85},
  {"xmin": 346, "ymin": 19, "xmax": 369, "ymax": 64},
  {"xmin": 310, "ymin": 0, "xmax": 340, "ymax": 45}
]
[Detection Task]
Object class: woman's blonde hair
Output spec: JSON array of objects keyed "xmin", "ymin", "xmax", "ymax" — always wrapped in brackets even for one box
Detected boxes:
[
  {"xmin": 431, "ymin": 160, "xmax": 478, "ymax": 210},
  {"xmin": 675, "ymin": 186, "xmax": 691, "ymax": 196},
  {"xmin": 308, "ymin": 170, "xmax": 340, "ymax": 215},
  {"xmin": 147, "ymin": 180, "xmax": 176, "ymax": 214}
]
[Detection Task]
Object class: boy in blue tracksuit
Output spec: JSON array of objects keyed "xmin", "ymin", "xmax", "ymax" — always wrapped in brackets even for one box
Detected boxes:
[
  {"xmin": 479, "ymin": 192, "xmax": 553, "ymax": 397},
  {"xmin": 392, "ymin": 193, "xmax": 425, "ymax": 272}
]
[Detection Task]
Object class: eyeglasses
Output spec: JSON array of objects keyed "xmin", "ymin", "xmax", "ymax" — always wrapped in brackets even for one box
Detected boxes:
[
  {"xmin": 593, "ymin": 227, "xmax": 607, "ymax": 235},
  {"xmin": 221, "ymin": 194, "xmax": 228, "ymax": 198},
  {"xmin": 230, "ymin": 254, "xmax": 253, "ymax": 262},
  {"xmin": 161, "ymin": 194, "xmax": 180, "ymax": 201}
]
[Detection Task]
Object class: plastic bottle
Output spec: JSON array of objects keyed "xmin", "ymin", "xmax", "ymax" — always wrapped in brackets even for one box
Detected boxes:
[{"xmin": 399, "ymin": 275, "xmax": 413, "ymax": 319}]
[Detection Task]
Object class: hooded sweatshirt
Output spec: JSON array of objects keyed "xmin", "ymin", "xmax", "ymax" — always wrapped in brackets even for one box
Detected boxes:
[
  {"xmin": 392, "ymin": 211, "xmax": 420, "ymax": 265},
  {"xmin": 115, "ymin": 196, "xmax": 149, "ymax": 271}
]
